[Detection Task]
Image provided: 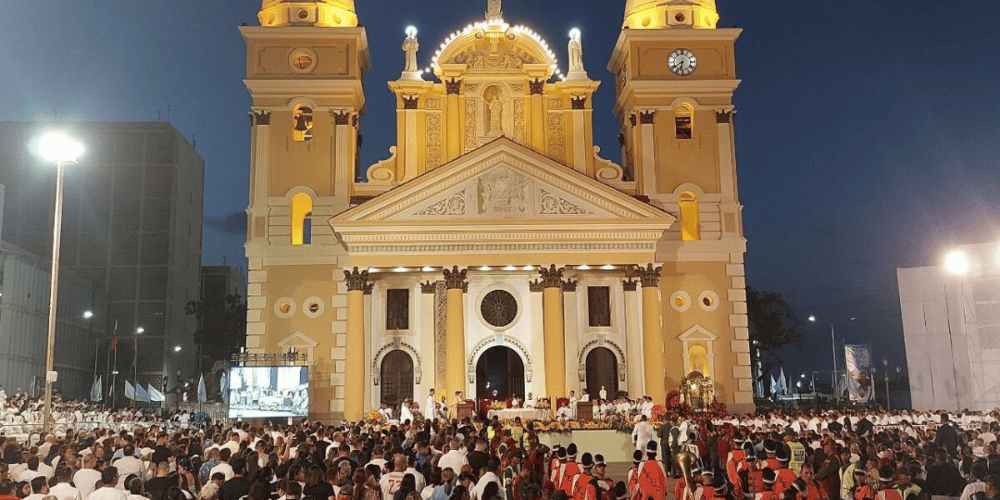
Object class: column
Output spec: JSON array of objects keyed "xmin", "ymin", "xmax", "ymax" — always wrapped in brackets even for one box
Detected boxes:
[
  {"xmin": 446, "ymin": 78, "xmax": 462, "ymax": 161},
  {"xmin": 539, "ymin": 265, "xmax": 566, "ymax": 398},
  {"xmin": 638, "ymin": 111, "xmax": 657, "ymax": 196},
  {"xmin": 420, "ymin": 281, "xmax": 437, "ymax": 397},
  {"xmin": 562, "ymin": 279, "xmax": 580, "ymax": 394},
  {"xmin": 622, "ymin": 278, "xmax": 643, "ymax": 396},
  {"xmin": 636, "ymin": 264, "xmax": 665, "ymax": 402},
  {"xmin": 334, "ymin": 110, "xmax": 354, "ymax": 203},
  {"xmin": 528, "ymin": 280, "xmax": 546, "ymax": 398},
  {"xmin": 569, "ymin": 96, "xmax": 588, "ymax": 173},
  {"xmin": 344, "ymin": 267, "xmax": 369, "ymax": 422},
  {"xmin": 443, "ymin": 267, "xmax": 468, "ymax": 403},
  {"xmin": 402, "ymin": 96, "xmax": 419, "ymax": 181},
  {"xmin": 716, "ymin": 109, "xmax": 741, "ymax": 238},
  {"xmin": 250, "ymin": 110, "xmax": 270, "ymax": 206},
  {"xmin": 529, "ymin": 79, "xmax": 545, "ymax": 153}
]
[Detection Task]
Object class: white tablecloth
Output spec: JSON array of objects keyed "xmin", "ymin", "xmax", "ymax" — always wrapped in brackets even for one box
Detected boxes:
[{"xmin": 487, "ymin": 408, "xmax": 551, "ymax": 421}]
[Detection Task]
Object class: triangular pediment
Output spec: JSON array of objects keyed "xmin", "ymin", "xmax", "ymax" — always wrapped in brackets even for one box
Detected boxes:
[{"xmin": 331, "ymin": 139, "xmax": 674, "ymax": 258}]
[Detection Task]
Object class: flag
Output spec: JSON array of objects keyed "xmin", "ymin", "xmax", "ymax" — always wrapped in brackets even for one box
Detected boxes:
[
  {"xmin": 220, "ymin": 371, "xmax": 229, "ymax": 404},
  {"xmin": 770, "ymin": 375, "xmax": 778, "ymax": 396},
  {"xmin": 125, "ymin": 379, "xmax": 135, "ymax": 400},
  {"xmin": 110, "ymin": 320, "xmax": 119, "ymax": 351},
  {"xmin": 147, "ymin": 384, "xmax": 165, "ymax": 402},
  {"xmin": 135, "ymin": 383, "xmax": 151, "ymax": 403},
  {"xmin": 90, "ymin": 376, "xmax": 102, "ymax": 402},
  {"xmin": 197, "ymin": 374, "xmax": 207, "ymax": 403},
  {"xmin": 778, "ymin": 367, "xmax": 788, "ymax": 395},
  {"xmin": 844, "ymin": 345, "xmax": 875, "ymax": 402}
]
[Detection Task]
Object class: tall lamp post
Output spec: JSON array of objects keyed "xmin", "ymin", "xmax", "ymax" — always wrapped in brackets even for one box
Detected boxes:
[
  {"xmin": 36, "ymin": 131, "xmax": 84, "ymax": 434},
  {"xmin": 882, "ymin": 358, "xmax": 891, "ymax": 410},
  {"xmin": 808, "ymin": 315, "xmax": 839, "ymax": 405}
]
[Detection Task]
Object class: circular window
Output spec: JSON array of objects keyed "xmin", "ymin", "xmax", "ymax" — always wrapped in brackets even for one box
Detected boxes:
[
  {"xmin": 288, "ymin": 48, "xmax": 318, "ymax": 73},
  {"xmin": 675, "ymin": 13, "xmax": 686, "ymax": 23},
  {"xmin": 297, "ymin": 9, "xmax": 309, "ymax": 20},
  {"xmin": 303, "ymin": 296, "xmax": 325, "ymax": 318},
  {"xmin": 669, "ymin": 291, "xmax": 691, "ymax": 312},
  {"xmin": 698, "ymin": 291, "xmax": 720, "ymax": 311},
  {"xmin": 481, "ymin": 290, "xmax": 518, "ymax": 328},
  {"xmin": 274, "ymin": 298, "xmax": 296, "ymax": 318}
]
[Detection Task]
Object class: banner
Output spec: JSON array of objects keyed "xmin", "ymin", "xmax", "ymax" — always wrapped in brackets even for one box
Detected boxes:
[
  {"xmin": 135, "ymin": 383, "xmax": 151, "ymax": 403},
  {"xmin": 90, "ymin": 376, "xmax": 102, "ymax": 402},
  {"xmin": 844, "ymin": 345, "xmax": 875, "ymax": 402},
  {"xmin": 147, "ymin": 384, "xmax": 165, "ymax": 402},
  {"xmin": 197, "ymin": 374, "xmax": 207, "ymax": 403},
  {"xmin": 125, "ymin": 379, "xmax": 135, "ymax": 400}
]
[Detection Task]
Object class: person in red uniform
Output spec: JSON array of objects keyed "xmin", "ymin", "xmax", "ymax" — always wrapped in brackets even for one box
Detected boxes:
[
  {"xmin": 560, "ymin": 444, "xmax": 582, "ymax": 496},
  {"xmin": 874, "ymin": 467, "xmax": 902, "ymax": 500},
  {"xmin": 676, "ymin": 462, "xmax": 704, "ymax": 500},
  {"xmin": 695, "ymin": 470, "xmax": 717, "ymax": 500},
  {"xmin": 745, "ymin": 451, "xmax": 766, "ymax": 498},
  {"xmin": 774, "ymin": 449, "xmax": 798, "ymax": 496},
  {"xmin": 756, "ymin": 469, "xmax": 781, "ymax": 500},
  {"xmin": 552, "ymin": 446, "xmax": 566, "ymax": 487},
  {"xmin": 627, "ymin": 450, "xmax": 643, "ymax": 500},
  {"xmin": 635, "ymin": 441, "xmax": 669, "ymax": 500},
  {"xmin": 763, "ymin": 442, "xmax": 781, "ymax": 472},
  {"xmin": 785, "ymin": 463, "xmax": 828, "ymax": 500},
  {"xmin": 572, "ymin": 453, "xmax": 595, "ymax": 500},
  {"xmin": 590, "ymin": 455, "xmax": 614, "ymax": 500},
  {"xmin": 849, "ymin": 469, "xmax": 873, "ymax": 500}
]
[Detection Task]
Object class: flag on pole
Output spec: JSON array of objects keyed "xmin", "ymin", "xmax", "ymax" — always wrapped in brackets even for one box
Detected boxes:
[
  {"xmin": 135, "ymin": 383, "xmax": 151, "ymax": 403},
  {"xmin": 770, "ymin": 375, "xmax": 778, "ymax": 396},
  {"xmin": 125, "ymin": 379, "xmax": 135, "ymax": 400},
  {"xmin": 110, "ymin": 321, "xmax": 119, "ymax": 351},
  {"xmin": 779, "ymin": 367, "xmax": 788, "ymax": 395},
  {"xmin": 90, "ymin": 376, "xmax": 102, "ymax": 402},
  {"xmin": 844, "ymin": 345, "xmax": 875, "ymax": 402},
  {"xmin": 220, "ymin": 371, "xmax": 229, "ymax": 404},
  {"xmin": 197, "ymin": 374, "xmax": 207, "ymax": 403},
  {"xmin": 147, "ymin": 384, "xmax": 165, "ymax": 402}
]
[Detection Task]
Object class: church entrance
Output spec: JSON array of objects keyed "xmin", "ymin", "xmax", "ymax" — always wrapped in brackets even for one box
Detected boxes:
[
  {"xmin": 475, "ymin": 346, "xmax": 525, "ymax": 402},
  {"xmin": 380, "ymin": 350, "xmax": 414, "ymax": 406},
  {"xmin": 585, "ymin": 347, "xmax": 618, "ymax": 398}
]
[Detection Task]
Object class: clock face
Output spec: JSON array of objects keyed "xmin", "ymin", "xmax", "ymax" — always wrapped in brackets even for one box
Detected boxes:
[{"xmin": 668, "ymin": 48, "xmax": 697, "ymax": 76}]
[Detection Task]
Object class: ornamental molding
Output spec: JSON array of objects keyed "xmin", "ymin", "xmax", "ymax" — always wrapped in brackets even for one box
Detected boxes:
[
  {"xmin": 345, "ymin": 241, "xmax": 658, "ymax": 255},
  {"xmin": 578, "ymin": 338, "xmax": 627, "ymax": 382},
  {"xmin": 467, "ymin": 334, "xmax": 533, "ymax": 378},
  {"xmin": 443, "ymin": 266, "xmax": 468, "ymax": 290},
  {"xmin": 372, "ymin": 339, "xmax": 423, "ymax": 385},
  {"xmin": 538, "ymin": 265, "xmax": 564, "ymax": 289},
  {"xmin": 344, "ymin": 267, "xmax": 370, "ymax": 291}
]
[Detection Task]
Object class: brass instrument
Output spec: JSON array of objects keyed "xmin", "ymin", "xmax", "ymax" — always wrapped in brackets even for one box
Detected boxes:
[{"xmin": 674, "ymin": 450, "xmax": 698, "ymax": 500}]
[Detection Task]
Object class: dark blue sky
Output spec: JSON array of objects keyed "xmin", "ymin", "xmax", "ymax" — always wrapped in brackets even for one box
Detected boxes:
[{"xmin": 3, "ymin": 0, "xmax": 999, "ymax": 380}]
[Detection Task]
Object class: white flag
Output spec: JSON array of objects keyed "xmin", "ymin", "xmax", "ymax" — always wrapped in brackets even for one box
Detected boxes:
[
  {"xmin": 90, "ymin": 376, "xmax": 102, "ymax": 402},
  {"xmin": 197, "ymin": 374, "xmax": 207, "ymax": 403},
  {"xmin": 147, "ymin": 384, "xmax": 165, "ymax": 402},
  {"xmin": 125, "ymin": 379, "xmax": 135, "ymax": 400}
]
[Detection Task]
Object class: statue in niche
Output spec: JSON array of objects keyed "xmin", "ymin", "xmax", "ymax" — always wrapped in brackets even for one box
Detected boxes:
[
  {"xmin": 487, "ymin": 96, "xmax": 503, "ymax": 136},
  {"xmin": 402, "ymin": 26, "xmax": 420, "ymax": 75},
  {"xmin": 568, "ymin": 28, "xmax": 585, "ymax": 74},
  {"xmin": 486, "ymin": 0, "xmax": 502, "ymax": 22}
]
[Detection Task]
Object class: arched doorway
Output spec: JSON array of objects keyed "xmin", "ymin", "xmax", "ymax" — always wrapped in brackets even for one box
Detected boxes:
[
  {"xmin": 475, "ymin": 346, "xmax": 525, "ymax": 401},
  {"xmin": 380, "ymin": 350, "xmax": 414, "ymax": 406},
  {"xmin": 585, "ymin": 347, "xmax": 618, "ymax": 398}
]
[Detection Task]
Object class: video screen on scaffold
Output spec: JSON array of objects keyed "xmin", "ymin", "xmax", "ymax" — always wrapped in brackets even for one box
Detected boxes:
[{"xmin": 227, "ymin": 366, "xmax": 309, "ymax": 419}]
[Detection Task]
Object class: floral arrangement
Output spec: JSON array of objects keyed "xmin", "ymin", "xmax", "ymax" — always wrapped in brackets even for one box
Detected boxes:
[
  {"xmin": 534, "ymin": 399, "xmax": 551, "ymax": 410},
  {"xmin": 490, "ymin": 400, "xmax": 508, "ymax": 410},
  {"xmin": 364, "ymin": 409, "xmax": 383, "ymax": 426}
]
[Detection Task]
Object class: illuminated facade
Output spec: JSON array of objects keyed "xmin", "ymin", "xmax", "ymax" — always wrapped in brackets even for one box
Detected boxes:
[{"xmin": 242, "ymin": 0, "xmax": 753, "ymax": 421}]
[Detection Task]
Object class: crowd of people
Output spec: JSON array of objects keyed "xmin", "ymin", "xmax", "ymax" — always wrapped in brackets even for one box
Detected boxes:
[{"xmin": 0, "ymin": 388, "xmax": 997, "ymax": 500}]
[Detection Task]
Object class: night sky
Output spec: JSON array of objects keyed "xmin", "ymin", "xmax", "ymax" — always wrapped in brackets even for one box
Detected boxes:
[{"xmin": 2, "ymin": 0, "xmax": 999, "ymax": 382}]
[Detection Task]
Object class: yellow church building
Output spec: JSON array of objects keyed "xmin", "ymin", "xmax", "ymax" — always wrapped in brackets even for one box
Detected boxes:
[{"xmin": 241, "ymin": 0, "xmax": 753, "ymax": 421}]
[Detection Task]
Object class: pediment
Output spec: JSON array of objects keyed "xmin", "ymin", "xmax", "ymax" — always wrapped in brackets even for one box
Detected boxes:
[{"xmin": 331, "ymin": 138, "xmax": 674, "ymax": 257}]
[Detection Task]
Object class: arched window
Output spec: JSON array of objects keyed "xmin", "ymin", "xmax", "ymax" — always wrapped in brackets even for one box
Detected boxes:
[
  {"xmin": 679, "ymin": 190, "xmax": 700, "ymax": 241},
  {"xmin": 675, "ymin": 106, "xmax": 693, "ymax": 140},
  {"xmin": 688, "ymin": 345, "xmax": 709, "ymax": 376},
  {"xmin": 292, "ymin": 106, "xmax": 314, "ymax": 142},
  {"xmin": 290, "ymin": 193, "xmax": 313, "ymax": 246}
]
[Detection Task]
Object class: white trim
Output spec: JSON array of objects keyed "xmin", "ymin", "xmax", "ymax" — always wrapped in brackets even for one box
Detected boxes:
[
  {"xmin": 669, "ymin": 291, "xmax": 691, "ymax": 312},
  {"xmin": 278, "ymin": 331, "xmax": 319, "ymax": 363},
  {"xmin": 678, "ymin": 325, "xmax": 717, "ymax": 380},
  {"xmin": 274, "ymin": 297, "xmax": 296, "ymax": 319},
  {"xmin": 303, "ymin": 296, "xmax": 325, "ymax": 318},
  {"xmin": 698, "ymin": 290, "xmax": 720, "ymax": 311}
]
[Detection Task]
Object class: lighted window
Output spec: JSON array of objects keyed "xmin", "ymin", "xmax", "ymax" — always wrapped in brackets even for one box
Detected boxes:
[
  {"xmin": 291, "ymin": 193, "xmax": 313, "ymax": 246},
  {"xmin": 679, "ymin": 191, "xmax": 700, "ymax": 241},
  {"xmin": 675, "ymin": 107, "xmax": 693, "ymax": 140},
  {"xmin": 688, "ymin": 345, "xmax": 708, "ymax": 376},
  {"xmin": 293, "ymin": 106, "xmax": 314, "ymax": 142}
]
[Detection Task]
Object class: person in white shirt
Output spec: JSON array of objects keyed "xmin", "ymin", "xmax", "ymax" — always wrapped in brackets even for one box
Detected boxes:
[
  {"xmin": 112, "ymin": 445, "xmax": 144, "ymax": 485},
  {"xmin": 569, "ymin": 390, "xmax": 579, "ymax": 420},
  {"xmin": 400, "ymin": 400, "xmax": 414, "ymax": 424},
  {"xmin": 471, "ymin": 458, "xmax": 502, "ymax": 500},
  {"xmin": 379, "ymin": 456, "xmax": 408, "ymax": 500},
  {"xmin": 88, "ymin": 468, "xmax": 128, "ymax": 500},
  {"xmin": 599, "ymin": 386, "xmax": 607, "ymax": 400},
  {"xmin": 525, "ymin": 393, "xmax": 536, "ymax": 409},
  {"xmin": 24, "ymin": 476, "xmax": 49, "ymax": 500},
  {"xmin": 425, "ymin": 389, "xmax": 437, "ymax": 421},
  {"xmin": 74, "ymin": 454, "xmax": 103, "ymax": 500},
  {"xmin": 378, "ymin": 403, "xmax": 394, "ymax": 423},
  {"xmin": 632, "ymin": 415, "xmax": 655, "ymax": 452},
  {"xmin": 209, "ymin": 449, "xmax": 235, "ymax": 481},
  {"xmin": 960, "ymin": 463, "xmax": 989, "ymax": 500},
  {"xmin": 49, "ymin": 467, "xmax": 83, "ymax": 500},
  {"xmin": 438, "ymin": 437, "xmax": 468, "ymax": 474},
  {"xmin": 18, "ymin": 456, "xmax": 47, "ymax": 483}
]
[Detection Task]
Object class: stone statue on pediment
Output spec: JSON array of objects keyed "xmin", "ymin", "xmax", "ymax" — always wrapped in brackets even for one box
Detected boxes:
[{"xmin": 486, "ymin": 0, "xmax": 502, "ymax": 22}]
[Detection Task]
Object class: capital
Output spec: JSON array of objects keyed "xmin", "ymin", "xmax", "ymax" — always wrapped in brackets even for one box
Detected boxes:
[
  {"xmin": 528, "ymin": 280, "xmax": 544, "ymax": 293},
  {"xmin": 421, "ymin": 281, "xmax": 437, "ymax": 294},
  {"xmin": 443, "ymin": 266, "xmax": 468, "ymax": 290},
  {"xmin": 403, "ymin": 96, "xmax": 420, "ymax": 109},
  {"xmin": 562, "ymin": 279, "xmax": 578, "ymax": 292},
  {"xmin": 446, "ymin": 78, "xmax": 463, "ymax": 95},
  {"xmin": 344, "ymin": 267, "xmax": 370, "ymax": 292},
  {"xmin": 250, "ymin": 110, "xmax": 271, "ymax": 126},
  {"xmin": 571, "ymin": 96, "xmax": 587, "ymax": 110},
  {"xmin": 639, "ymin": 110, "xmax": 656, "ymax": 125},
  {"xmin": 716, "ymin": 109, "xmax": 735, "ymax": 124},
  {"xmin": 538, "ymin": 264, "xmax": 565, "ymax": 289},
  {"xmin": 333, "ymin": 110, "xmax": 352, "ymax": 125},
  {"xmin": 622, "ymin": 278, "xmax": 638, "ymax": 292},
  {"xmin": 529, "ymin": 79, "xmax": 545, "ymax": 95},
  {"xmin": 630, "ymin": 264, "xmax": 662, "ymax": 288}
]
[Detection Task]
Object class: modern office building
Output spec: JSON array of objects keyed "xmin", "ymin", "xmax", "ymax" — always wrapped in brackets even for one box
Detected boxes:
[
  {"xmin": 0, "ymin": 122, "xmax": 204, "ymax": 398},
  {"xmin": 196, "ymin": 265, "xmax": 247, "ymax": 370}
]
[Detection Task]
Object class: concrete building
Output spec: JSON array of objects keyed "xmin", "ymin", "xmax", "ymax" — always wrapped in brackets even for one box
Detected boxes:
[
  {"xmin": 196, "ymin": 265, "xmax": 247, "ymax": 370},
  {"xmin": 242, "ymin": 0, "xmax": 752, "ymax": 420},
  {"xmin": 897, "ymin": 241, "xmax": 1000, "ymax": 411},
  {"xmin": 0, "ymin": 122, "xmax": 204, "ymax": 398}
]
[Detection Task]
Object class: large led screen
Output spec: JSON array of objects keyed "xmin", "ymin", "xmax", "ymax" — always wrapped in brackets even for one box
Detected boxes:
[{"xmin": 227, "ymin": 366, "xmax": 309, "ymax": 419}]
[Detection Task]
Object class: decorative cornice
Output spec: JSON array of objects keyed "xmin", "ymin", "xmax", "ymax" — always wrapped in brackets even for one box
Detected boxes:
[
  {"xmin": 716, "ymin": 109, "xmax": 734, "ymax": 124},
  {"xmin": 639, "ymin": 110, "xmax": 656, "ymax": 125},
  {"xmin": 622, "ymin": 278, "xmax": 638, "ymax": 292},
  {"xmin": 443, "ymin": 266, "xmax": 468, "ymax": 290},
  {"xmin": 344, "ymin": 267, "xmax": 369, "ymax": 292},
  {"xmin": 630, "ymin": 263, "xmax": 662, "ymax": 288},
  {"xmin": 529, "ymin": 79, "xmax": 545, "ymax": 95},
  {"xmin": 445, "ymin": 78, "xmax": 462, "ymax": 95},
  {"xmin": 421, "ymin": 281, "xmax": 437, "ymax": 294},
  {"xmin": 571, "ymin": 96, "xmax": 587, "ymax": 110},
  {"xmin": 529, "ymin": 280, "xmax": 544, "ymax": 293},
  {"xmin": 562, "ymin": 279, "xmax": 578, "ymax": 292},
  {"xmin": 333, "ymin": 110, "xmax": 352, "ymax": 125},
  {"xmin": 403, "ymin": 96, "xmax": 419, "ymax": 109},
  {"xmin": 538, "ymin": 264, "xmax": 564, "ymax": 289},
  {"xmin": 251, "ymin": 110, "xmax": 271, "ymax": 126}
]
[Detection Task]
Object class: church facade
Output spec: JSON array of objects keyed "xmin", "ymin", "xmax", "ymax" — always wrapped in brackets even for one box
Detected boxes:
[{"xmin": 242, "ymin": 0, "xmax": 753, "ymax": 421}]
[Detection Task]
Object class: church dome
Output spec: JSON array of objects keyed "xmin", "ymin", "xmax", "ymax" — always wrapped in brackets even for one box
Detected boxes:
[
  {"xmin": 623, "ymin": 0, "xmax": 719, "ymax": 30},
  {"xmin": 259, "ymin": 0, "xmax": 358, "ymax": 28}
]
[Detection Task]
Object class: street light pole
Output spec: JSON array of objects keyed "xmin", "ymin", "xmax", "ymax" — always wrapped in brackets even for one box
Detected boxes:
[
  {"xmin": 36, "ymin": 131, "xmax": 83, "ymax": 435},
  {"xmin": 809, "ymin": 315, "xmax": 839, "ymax": 405}
]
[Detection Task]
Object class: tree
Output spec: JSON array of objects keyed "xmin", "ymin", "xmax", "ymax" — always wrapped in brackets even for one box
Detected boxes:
[
  {"xmin": 185, "ymin": 294, "xmax": 247, "ymax": 372},
  {"xmin": 746, "ymin": 286, "xmax": 806, "ymax": 394}
]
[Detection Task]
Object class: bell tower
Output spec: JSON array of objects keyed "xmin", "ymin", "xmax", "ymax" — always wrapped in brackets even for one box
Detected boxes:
[
  {"xmin": 241, "ymin": 0, "xmax": 370, "ymax": 420},
  {"xmin": 608, "ymin": 0, "xmax": 754, "ymax": 411}
]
